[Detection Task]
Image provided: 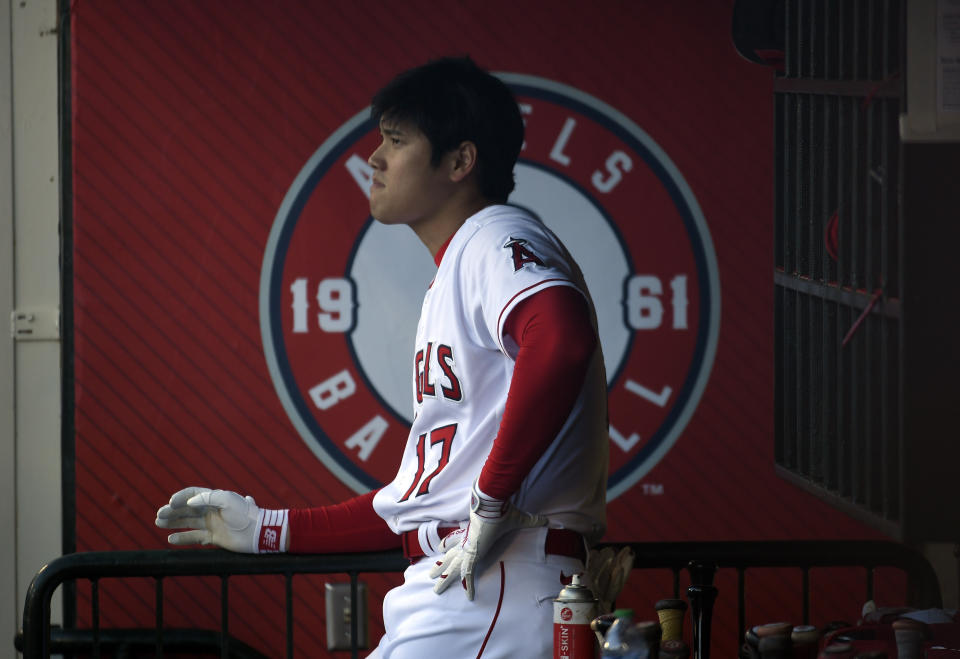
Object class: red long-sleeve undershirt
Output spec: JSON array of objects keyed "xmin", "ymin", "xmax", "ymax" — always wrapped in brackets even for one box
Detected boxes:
[
  {"xmin": 289, "ymin": 489, "xmax": 395, "ymax": 553},
  {"xmin": 288, "ymin": 269, "xmax": 596, "ymax": 553},
  {"xmin": 476, "ymin": 285, "xmax": 596, "ymax": 499}
]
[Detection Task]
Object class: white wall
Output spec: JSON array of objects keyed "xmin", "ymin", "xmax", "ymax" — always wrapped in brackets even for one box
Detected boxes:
[
  {"xmin": 1, "ymin": 0, "xmax": 16, "ymax": 649},
  {"xmin": 2, "ymin": 0, "xmax": 62, "ymax": 651}
]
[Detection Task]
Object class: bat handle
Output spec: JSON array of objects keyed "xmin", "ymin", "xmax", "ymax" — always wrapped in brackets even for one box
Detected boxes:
[{"xmin": 686, "ymin": 561, "xmax": 718, "ymax": 659}]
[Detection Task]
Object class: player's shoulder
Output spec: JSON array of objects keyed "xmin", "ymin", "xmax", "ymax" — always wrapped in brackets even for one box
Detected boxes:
[
  {"xmin": 461, "ymin": 204, "xmax": 555, "ymax": 250},
  {"xmin": 467, "ymin": 204, "xmax": 544, "ymax": 232}
]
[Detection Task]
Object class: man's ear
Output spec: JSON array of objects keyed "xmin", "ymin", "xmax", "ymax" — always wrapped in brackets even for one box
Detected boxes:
[{"xmin": 448, "ymin": 141, "xmax": 478, "ymax": 182}]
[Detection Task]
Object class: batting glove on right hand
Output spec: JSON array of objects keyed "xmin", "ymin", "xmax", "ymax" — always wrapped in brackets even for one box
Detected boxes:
[
  {"xmin": 155, "ymin": 486, "xmax": 288, "ymax": 554},
  {"xmin": 429, "ymin": 480, "xmax": 547, "ymax": 600}
]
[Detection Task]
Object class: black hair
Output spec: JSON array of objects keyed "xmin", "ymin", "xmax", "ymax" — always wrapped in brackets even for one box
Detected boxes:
[{"xmin": 370, "ymin": 56, "xmax": 524, "ymax": 203}]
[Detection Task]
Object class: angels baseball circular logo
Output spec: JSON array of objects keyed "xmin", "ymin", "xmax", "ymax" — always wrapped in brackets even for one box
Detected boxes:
[{"xmin": 260, "ymin": 74, "xmax": 719, "ymax": 500}]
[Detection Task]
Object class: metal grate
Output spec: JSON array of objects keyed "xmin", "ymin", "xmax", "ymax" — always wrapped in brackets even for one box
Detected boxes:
[{"xmin": 773, "ymin": 0, "xmax": 906, "ymax": 536}]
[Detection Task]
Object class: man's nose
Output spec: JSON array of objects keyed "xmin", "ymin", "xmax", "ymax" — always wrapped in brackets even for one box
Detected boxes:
[{"xmin": 368, "ymin": 145, "xmax": 384, "ymax": 168}]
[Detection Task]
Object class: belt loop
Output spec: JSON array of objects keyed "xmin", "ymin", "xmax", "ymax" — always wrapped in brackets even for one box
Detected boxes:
[
  {"xmin": 418, "ymin": 520, "xmax": 439, "ymax": 557},
  {"xmin": 537, "ymin": 525, "xmax": 550, "ymax": 562},
  {"xmin": 401, "ymin": 529, "xmax": 415, "ymax": 559},
  {"xmin": 402, "ymin": 523, "xmax": 462, "ymax": 562}
]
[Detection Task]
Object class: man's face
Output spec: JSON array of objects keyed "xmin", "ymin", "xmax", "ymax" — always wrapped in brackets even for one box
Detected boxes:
[{"xmin": 367, "ymin": 119, "xmax": 453, "ymax": 228}]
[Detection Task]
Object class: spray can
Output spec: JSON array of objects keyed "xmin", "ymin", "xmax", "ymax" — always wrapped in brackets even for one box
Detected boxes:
[{"xmin": 554, "ymin": 573, "xmax": 598, "ymax": 659}]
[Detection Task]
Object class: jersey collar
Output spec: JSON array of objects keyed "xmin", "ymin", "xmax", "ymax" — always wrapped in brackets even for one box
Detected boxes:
[{"xmin": 434, "ymin": 234, "xmax": 455, "ymax": 267}]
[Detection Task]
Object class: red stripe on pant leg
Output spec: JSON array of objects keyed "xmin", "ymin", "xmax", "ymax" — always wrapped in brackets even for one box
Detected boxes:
[{"xmin": 475, "ymin": 562, "xmax": 506, "ymax": 658}]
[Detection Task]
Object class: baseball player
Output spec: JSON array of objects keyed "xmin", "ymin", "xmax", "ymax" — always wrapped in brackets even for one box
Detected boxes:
[{"xmin": 156, "ymin": 56, "xmax": 609, "ymax": 658}]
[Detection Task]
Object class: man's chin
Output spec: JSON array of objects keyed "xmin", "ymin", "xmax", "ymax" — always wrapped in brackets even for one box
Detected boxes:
[{"xmin": 370, "ymin": 213, "xmax": 407, "ymax": 227}]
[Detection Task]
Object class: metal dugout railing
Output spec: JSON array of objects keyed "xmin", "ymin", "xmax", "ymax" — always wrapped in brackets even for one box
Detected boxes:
[
  {"xmin": 16, "ymin": 540, "xmax": 942, "ymax": 658},
  {"xmin": 17, "ymin": 549, "xmax": 408, "ymax": 659}
]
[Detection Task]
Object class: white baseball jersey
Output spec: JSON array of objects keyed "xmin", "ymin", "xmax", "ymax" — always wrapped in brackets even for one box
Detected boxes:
[{"xmin": 372, "ymin": 204, "xmax": 608, "ymax": 541}]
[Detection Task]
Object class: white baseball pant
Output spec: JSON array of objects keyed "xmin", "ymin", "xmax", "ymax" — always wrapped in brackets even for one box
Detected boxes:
[{"xmin": 367, "ymin": 525, "xmax": 586, "ymax": 658}]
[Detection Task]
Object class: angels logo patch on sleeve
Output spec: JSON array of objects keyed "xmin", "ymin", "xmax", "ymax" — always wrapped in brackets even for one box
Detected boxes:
[
  {"xmin": 260, "ymin": 73, "xmax": 719, "ymax": 500},
  {"xmin": 503, "ymin": 237, "xmax": 546, "ymax": 271}
]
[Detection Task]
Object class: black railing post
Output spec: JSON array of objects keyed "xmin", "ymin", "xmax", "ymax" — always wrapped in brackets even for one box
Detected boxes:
[
  {"xmin": 220, "ymin": 576, "xmax": 229, "ymax": 659},
  {"xmin": 155, "ymin": 576, "xmax": 164, "ymax": 659},
  {"xmin": 737, "ymin": 567, "xmax": 746, "ymax": 649},
  {"xmin": 285, "ymin": 573, "xmax": 294, "ymax": 659},
  {"xmin": 350, "ymin": 571, "xmax": 360, "ymax": 659},
  {"xmin": 92, "ymin": 577, "xmax": 101, "ymax": 659},
  {"xmin": 801, "ymin": 566, "xmax": 810, "ymax": 624},
  {"xmin": 21, "ymin": 560, "xmax": 58, "ymax": 659}
]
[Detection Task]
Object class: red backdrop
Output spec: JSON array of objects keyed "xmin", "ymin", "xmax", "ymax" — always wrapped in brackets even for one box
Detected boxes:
[{"xmin": 69, "ymin": 1, "xmax": 900, "ymax": 656}]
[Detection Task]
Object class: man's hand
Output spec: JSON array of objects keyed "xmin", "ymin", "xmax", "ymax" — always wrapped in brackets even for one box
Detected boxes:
[
  {"xmin": 429, "ymin": 480, "xmax": 547, "ymax": 600},
  {"xmin": 155, "ymin": 486, "xmax": 287, "ymax": 553}
]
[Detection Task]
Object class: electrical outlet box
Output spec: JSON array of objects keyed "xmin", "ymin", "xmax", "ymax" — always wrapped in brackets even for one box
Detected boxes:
[{"xmin": 325, "ymin": 581, "xmax": 368, "ymax": 651}]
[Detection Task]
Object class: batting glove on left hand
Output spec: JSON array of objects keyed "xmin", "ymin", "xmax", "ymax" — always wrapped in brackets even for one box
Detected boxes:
[{"xmin": 429, "ymin": 480, "xmax": 547, "ymax": 600}]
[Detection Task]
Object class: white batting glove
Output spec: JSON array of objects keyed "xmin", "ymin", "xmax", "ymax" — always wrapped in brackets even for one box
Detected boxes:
[
  {"xmin": 586, "ymin": 546, "xmax": 635, "ymax": 614},
  {"xmin": 429, "ymin": 480, "xmax": 547, "ymax": 600},
  {"xmin": 155, "ymin": 486, "xmax": 288, "ymax": 554}
]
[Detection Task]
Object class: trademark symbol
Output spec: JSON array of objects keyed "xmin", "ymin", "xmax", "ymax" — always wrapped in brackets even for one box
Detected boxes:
[{"xmin": 642, "ymin": 483, "xmax": 664, "ymax": 495}]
